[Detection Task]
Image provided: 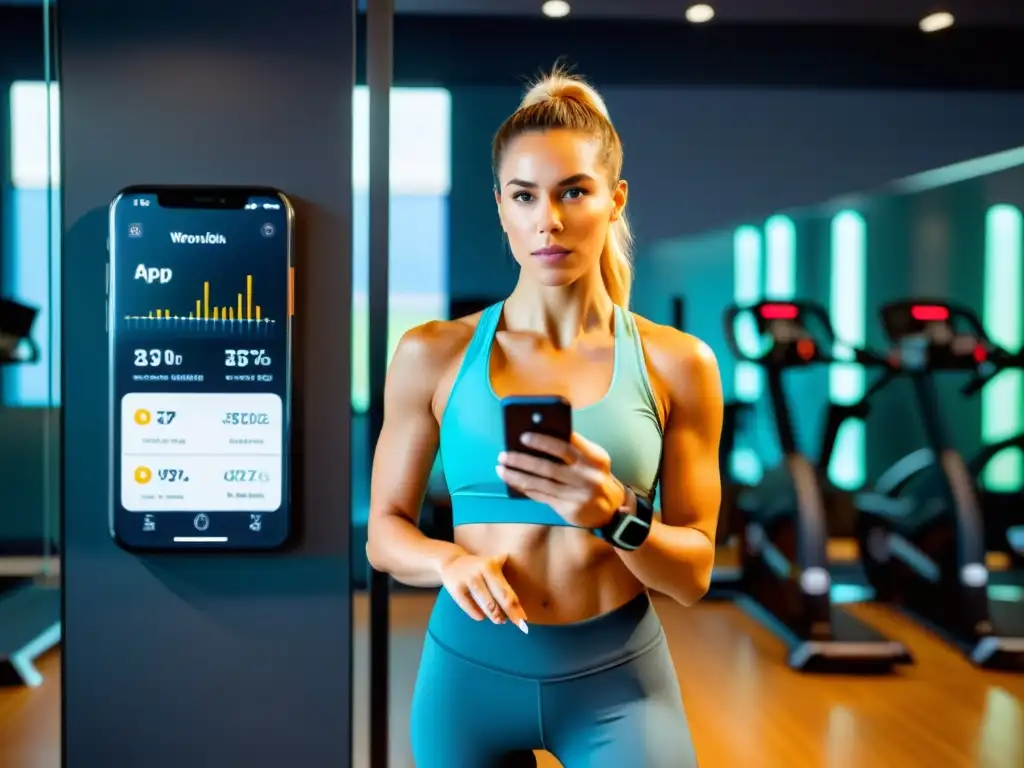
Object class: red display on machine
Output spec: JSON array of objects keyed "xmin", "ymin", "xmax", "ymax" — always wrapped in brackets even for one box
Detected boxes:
[
  {"xmin": 760, "ymin": 303, "xmax": 799, "ymax": 320},
  {"xmin": 910, "ymin": 305, "xmax": 950, "ymax": 322}
]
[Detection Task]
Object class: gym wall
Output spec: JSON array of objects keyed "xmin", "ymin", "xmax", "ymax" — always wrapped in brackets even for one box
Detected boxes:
[{"xmin": 59, "ymin": 0, "xmax": 354, "ymax": 764}]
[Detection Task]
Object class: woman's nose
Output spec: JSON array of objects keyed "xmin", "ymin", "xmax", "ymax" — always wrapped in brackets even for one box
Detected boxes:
[{"xmin": 536, "ymin": 201, "xmax": 564, "ymax": 234}]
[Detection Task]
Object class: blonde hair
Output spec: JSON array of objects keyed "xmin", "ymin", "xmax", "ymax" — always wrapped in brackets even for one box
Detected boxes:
[{"xmin": 492, "ymin": 67, "xmax": 634, "ymax": 308}]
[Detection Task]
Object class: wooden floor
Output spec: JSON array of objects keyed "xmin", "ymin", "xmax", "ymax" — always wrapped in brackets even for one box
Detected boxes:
[
  {"xmin": 0, "ymin": 650, "xmax": 60, "ymax": 768},
  {"xmin": 3, "ymin": 593, "xmax": 1024, "ymax": 767}
]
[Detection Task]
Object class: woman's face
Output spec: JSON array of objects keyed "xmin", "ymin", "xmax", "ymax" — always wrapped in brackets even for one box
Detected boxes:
[{"xmin": 495, "ymin": 129, "xmax": 627, "ymax": 290}]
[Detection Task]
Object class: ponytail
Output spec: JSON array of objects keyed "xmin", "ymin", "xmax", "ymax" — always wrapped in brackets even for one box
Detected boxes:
[
  {"xmin": 493, "ymin": 66, "xmax": 634, "ymax": 307},
  {"xmin": 601, "ymin": 212, "xmax": 634, "ymax": 308}
]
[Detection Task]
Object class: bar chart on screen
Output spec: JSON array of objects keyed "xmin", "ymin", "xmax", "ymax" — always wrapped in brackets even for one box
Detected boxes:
[{"xmin": 122, "ymin": 273, "xmax": 278, "ymax": 337}]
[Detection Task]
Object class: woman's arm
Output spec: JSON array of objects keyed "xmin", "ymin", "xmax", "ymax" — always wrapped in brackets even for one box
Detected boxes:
[
  {"xmin": 365, "ymin": 323, "xmax": 470, "ymax": 587},
  {"xmin": 614, "ymin": 329, "xmax": 724, "ymax": 606}
]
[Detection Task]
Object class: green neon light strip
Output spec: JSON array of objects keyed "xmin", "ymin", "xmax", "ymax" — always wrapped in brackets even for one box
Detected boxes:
[
  {"xmin": 982, "ymin": 204, "xmax": 1023, "ymax": 492},
  {"xmin": 733, "ymin": 225, "xmax": 763, "ymax": 483},
  {"xmin": 828, "ymin": 210, "xmax": 867, "ymax": 490},
  {"xmin": 733, "ymin": 225, "xmax": 763, "ymax": 401},
  {"xmin": 764, "ymin": 215, "xmax": 797, "ymax": 300},
  {"xmin": 762, "ymin": 215, "xmax": 798, "ymax": 474}
]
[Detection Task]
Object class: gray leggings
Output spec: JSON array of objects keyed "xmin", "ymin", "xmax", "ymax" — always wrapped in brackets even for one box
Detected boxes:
[{"xmin": 410, "ymin": 590, "xmax": 699, "ymax": 767}]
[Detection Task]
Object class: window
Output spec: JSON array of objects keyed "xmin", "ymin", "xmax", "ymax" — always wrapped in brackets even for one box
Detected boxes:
[
  {"xmin": 4, "ymin": 81, "xmax": 61, "ymax": 407},
  {"xmin": 351, "ymin": 87, "xmax": 451, "ymax": 413}
]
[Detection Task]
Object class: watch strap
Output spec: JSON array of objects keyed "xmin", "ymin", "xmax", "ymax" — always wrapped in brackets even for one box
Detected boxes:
[{"xmin": 595, "ymin": 491, "xmax": 654, "ymax": 550}]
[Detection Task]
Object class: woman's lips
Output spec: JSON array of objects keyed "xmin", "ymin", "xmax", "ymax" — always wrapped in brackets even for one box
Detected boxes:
[{"xmin": 532, "ymin": 247, "xmax": 571, "ymax": 264}]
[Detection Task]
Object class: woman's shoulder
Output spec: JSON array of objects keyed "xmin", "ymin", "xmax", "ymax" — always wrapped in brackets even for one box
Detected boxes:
[
  {"xmin": 631, "ymin": 313, "xmax": 716, "ymax": 369},
  {"xmin": 631, "ymin": 313, "xmax": 721, "ymax": 409},
  {"xmin": 389, "ymin": 312, "xmax": 484, "ymax": 381}
]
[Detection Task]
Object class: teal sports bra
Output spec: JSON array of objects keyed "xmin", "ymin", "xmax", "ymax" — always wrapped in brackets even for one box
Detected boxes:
[{"xmin": 439, "ymin": 302, "xmax": 664, "ymax": 529}]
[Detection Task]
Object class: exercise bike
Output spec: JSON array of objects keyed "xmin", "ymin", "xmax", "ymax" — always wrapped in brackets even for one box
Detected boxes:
[
  {"xmin": 852, "ymin": 299, "xmax": 1024, "ymax": 670},
  {"xmin": 719, "ymin": 299, "xmax": 912, "ymax": 673}
]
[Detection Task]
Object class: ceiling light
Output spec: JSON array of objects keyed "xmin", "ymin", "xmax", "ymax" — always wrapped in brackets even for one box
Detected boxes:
[
  {"xmin": 685, "ymin": 4, "xmax": 715, "ymax": 24},
  {"xmin": 541, "ymin": 0, "xmax": 571, "ymax": 18},
  {"xmin": 919, "ymin": 11, "xmax": 954, "ymax": 32}
]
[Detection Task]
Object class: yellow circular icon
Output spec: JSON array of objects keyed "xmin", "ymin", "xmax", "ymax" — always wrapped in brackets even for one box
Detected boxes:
[
  {"xmin": 134, "ymin": 409, "xmax": 152, "ymax": 426},
  {"xmin": 134, "ymin": 466, "xmax": 152, "ymax": 484}
]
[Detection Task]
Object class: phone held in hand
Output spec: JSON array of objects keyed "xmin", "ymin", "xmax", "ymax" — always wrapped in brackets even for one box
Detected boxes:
[{"xmin": 501, "ymin": 395, "xmax": 572, "ymax": 499}]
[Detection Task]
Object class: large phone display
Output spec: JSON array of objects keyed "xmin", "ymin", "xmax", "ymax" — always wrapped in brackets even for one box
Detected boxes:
[{"xmin": 108, "ymin": 186, "xmax": 294, "ymax": 550}]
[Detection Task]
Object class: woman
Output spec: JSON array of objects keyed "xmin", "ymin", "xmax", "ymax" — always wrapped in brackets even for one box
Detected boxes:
[{"xmin": 366, "ymin": 68, "xmax": 722, "ymax": 767}]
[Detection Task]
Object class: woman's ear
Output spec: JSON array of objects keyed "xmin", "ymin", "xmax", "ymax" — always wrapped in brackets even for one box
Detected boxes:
[{"xmin": 610, "ymin": 179, "xmax": 628, "ymax": 222}]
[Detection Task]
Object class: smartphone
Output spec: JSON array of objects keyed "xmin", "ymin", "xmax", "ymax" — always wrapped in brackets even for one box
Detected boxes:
[
  {"xmin": 107, "ymin": 185, "xmax": 294, "ymax": 551},
  {"xmin": 501, "ymin": 395, "xmax": 573, "ymax": 499}
]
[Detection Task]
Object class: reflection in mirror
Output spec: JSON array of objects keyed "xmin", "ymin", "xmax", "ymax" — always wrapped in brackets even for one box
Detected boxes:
[{"xmin": 0, "ymin": 0, "xmax": 62, "ymax": 693}]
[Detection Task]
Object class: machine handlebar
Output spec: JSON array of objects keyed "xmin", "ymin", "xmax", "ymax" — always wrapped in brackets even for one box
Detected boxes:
[
  {"xmin": 722, "ymin": 300, "xmax": 837, "ymax": 369},
  {"xmin": 853, "ymin": 347, "xmax": 891, "ymax": 368},
  {"xmin": 722, "ymin": 300, "xmax": 903, "ymax": 373},
  {"xmin": 961, "ymin": 346, "xmax": 1024, "ymax": 397},
  {"xmin": 875, "ymin": 298, "xmax": 1024, "ymax": 395},
  {"xmin": 878, "ymin": 299, "xmax": 992, "ymax": 375}
]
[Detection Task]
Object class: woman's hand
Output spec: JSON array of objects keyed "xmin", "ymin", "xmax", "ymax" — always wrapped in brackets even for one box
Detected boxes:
[
  {"xmin": 496, "ymin": 432, "xmax": 627, "ymax": 529},
  {"xmin": 439, "ymin": 551, "xmax": 529, "ymax": 633}
]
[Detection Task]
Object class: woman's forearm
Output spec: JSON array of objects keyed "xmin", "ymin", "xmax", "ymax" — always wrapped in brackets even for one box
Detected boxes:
[
  {"xmin": 616, "ymin": 517, "xmax": 716, "ymax": 606},
  {"xmin": 366, "ymin": 511, "xmax": 467, "ymax": 588}
]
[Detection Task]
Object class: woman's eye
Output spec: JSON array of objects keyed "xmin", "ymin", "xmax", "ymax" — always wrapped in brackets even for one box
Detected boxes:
[{"xmin": 512, "ymin": 188, "xmax": 585, "ymax": 203}]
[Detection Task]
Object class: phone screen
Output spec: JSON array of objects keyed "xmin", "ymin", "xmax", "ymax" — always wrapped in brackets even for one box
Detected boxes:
[{"xmin": 107, "ymin": 187, "xmax": 293, "ymax": 550}]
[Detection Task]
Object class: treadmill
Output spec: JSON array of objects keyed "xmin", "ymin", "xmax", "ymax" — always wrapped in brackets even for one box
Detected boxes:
[
  {"xmin": 719, "ymin": 300, "xmax": 912, "ymax": 673},
  {"xmin": 854, "ymin": 299, "xmax": 1024, "ymax": 670},
  {"xmin": 864, "ymin": 335, "xmax": 1024, "ymax": 576}
]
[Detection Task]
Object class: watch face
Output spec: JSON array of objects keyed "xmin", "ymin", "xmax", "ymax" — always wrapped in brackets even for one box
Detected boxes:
[{"xmin": 616, "ymin": 517, "xmax": 651, "ymax": 549}]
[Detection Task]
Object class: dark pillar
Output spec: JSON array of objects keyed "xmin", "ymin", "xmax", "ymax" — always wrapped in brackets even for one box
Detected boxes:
[
  {"xmin": 58, "ymin": 1, "xmax": 355, "ymax": 765},
  {"xmin": 366, "ymin": 0, "xmax": 393, "ymax": 766}
]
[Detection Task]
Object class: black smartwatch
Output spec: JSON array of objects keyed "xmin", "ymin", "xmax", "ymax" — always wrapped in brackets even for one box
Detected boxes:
[{"xmin": 595, "ymin": 488, "xmax": 654, "ymax": 551}]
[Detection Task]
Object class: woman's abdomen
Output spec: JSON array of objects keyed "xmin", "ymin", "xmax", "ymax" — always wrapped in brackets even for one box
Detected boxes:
[{"xmin": 454, "ymin": 523, "xmax": 644, "ymax": 624}]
